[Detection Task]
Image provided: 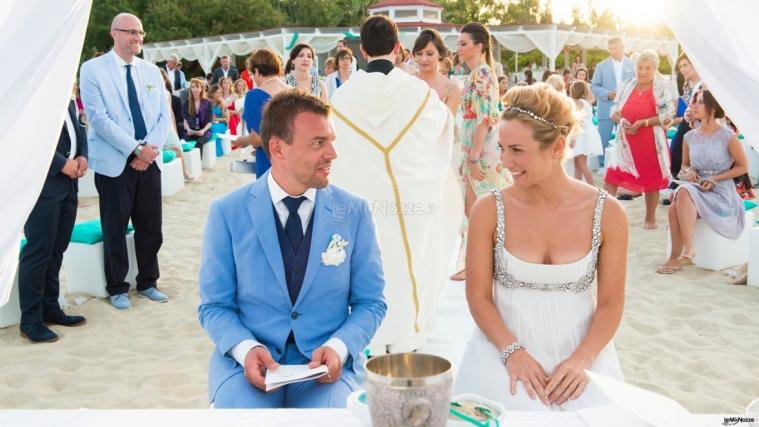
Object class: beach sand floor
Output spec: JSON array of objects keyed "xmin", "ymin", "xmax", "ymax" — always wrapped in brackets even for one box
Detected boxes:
[{"xmin": 1, "ymin": 152, "xmax": 757, "ymax": 413}]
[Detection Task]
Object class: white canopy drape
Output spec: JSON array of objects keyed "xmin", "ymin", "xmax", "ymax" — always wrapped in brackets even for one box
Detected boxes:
[
  {"xmin": 142, "ymin": 25, "xmax": 677, "ymax": 73},
  {"xmin": 666, "ymin": 0, "xmax": 759, "ymax": 151},
  {"xmin": 0, "ymin": 0, "xmax": 92, "ymax": 306}
]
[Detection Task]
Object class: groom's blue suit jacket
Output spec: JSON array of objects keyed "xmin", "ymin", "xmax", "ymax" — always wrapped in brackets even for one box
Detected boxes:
[{"xmin": 199, "ymin": 171, "xmax": 387, "ymax": 400}]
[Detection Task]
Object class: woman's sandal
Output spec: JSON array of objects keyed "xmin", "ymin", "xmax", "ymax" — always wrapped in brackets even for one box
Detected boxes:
[
  {"xmin": 677, "ymin": 253, "xmax": 695, "ymax": 265},
  {"xmin": 656, "ymin": 264, "xmax": 682, "ymax": 274},
  {"xmin": 450, "ymin": 269, "xmax": 466, "ymax": 281}
]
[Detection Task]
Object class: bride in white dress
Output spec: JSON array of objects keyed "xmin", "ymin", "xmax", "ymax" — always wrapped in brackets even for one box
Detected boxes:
[{"xmin": 454, "ymin": 83, "xmax": 627, "ymax": 411}]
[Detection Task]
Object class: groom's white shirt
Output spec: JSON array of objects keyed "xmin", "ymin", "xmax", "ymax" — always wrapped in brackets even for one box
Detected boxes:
[{"xmin": 229, "ymin": 172, "xmax": 348, "ymax": 366}]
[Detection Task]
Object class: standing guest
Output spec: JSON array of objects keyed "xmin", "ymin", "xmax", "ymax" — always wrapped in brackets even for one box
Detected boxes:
[
  {"xmin": 604, "ymin": 49, "xmax": 676, "ymax": 229},
  {"xmin": 183, "ymin": 78, "xmax": 213, "ymax": 157},
  {"xmin": 323, "ymin": 57, "xmax": 336, "ymax": 77},
  {"xmin": 199, "ymin": 91, "xmax": 387, "ymax": 408},
  {"xmin": 497, "ymin": 76, "xmax": 509, "ymax": 98},
  {"xmin": 220, "ymin": 77, "xmax": 239, "ymax": 136},
  {"xmin": 164, "ymin": 53, "xmax": 187, "ymax": 94},
  {"xmin": 231, "ymin": 79, "xmax": 248, "ymax": 135},
  {"xmin": 212, "ymin": 55, "xmax": 239, "ymax": 84},
  {"xmin": 591, "ymin": 37, "xmax": 635, "ymax": 166},
  {"xmin": 523, "ymin": 69, "xmax": 535, "ymax": 85},
  {"xmin": 396, "ymin": 47, "xmax": 417, "ymax": 75},
  {"xmin": 669, "ymin": 53, "xmax": 703, "ymax": 184},
  {"xmin": 571, "ymin": 53, "xmax": 587, "ymax": 75},
  {"xmin": 204, "ymin": 73, "xmax": 214, "ymax": 90},
  {"xmin": 79, "ymin": 12, "xmax": 170, "ymax": 309},
  {"xmin": 541, "ymin": 70, "xmax": 556, "ymax": 82},
  {"xmin": 325, "ymin": 48, "xmax": 354, "ymax": 98},
  {"xmin": 240, "ymin": 56, "xmax": 255, "ymax": 90},
  {"xmin": 452, "ymin": 22, "xmax": 513, "ymax": 281},
  {"xmin": 160, "ymin": 75, "xmax": 194, "ymax": 181},
  {"xmin": 336, "ymin": 39, "xmax": 358, "ymax": 72},
  {"xmin": 440, "ymin": 56, "xmax": 453, "ymax": 77},
  {"xmin": 546, "ymin": 74, "xmax": 566, "ymax": 93},
  {"xmin": 18, "ymin": 94, "xmax": 88, "ymax": 343},
  {"xmin": 73, "ymin": 81, "xmax": 87, "ymax": 127},
  {"xmin": 329, "ymin": 15, "xmax": 454, "ymax": 354},
  {"xmin": 574, "ymin": 67, "xmax": 594, "ymax": 103},
  {"xmin": 562, "ymin": 68, "xmax": 572, "ymax": 91},
  {"xmin": 285, "ymin": 44, "xmax": 329, "ymax": 102},
  {"xmin": 413, "ymin": 28, "xmax": 461, "ymax": 113},
  {"xmin": 569, "ymin": 81, "xmax": 603, "ymax": 184},
  {"xmin": 160, "ymin": 69, "xmax": 184, "ymax": 139},
  {"xmin": 454, "ymin": 83, "xmax": 627, "ymax": 410},
  {"xmin": 657, "ymin": 91, "xmax": 748, "ymax": 274},
  {"xmin": 237, "ymin": 48, "xmax": 292, "ymax": 178}
]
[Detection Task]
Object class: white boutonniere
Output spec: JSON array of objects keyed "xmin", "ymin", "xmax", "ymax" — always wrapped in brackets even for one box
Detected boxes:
[
  {"xmin": 321, "ymin": 234, "xmax": 348, "ymax": 266},
  {"xmin": 146, "ymin": 83, "xmax": 156, "ymax": 93}
]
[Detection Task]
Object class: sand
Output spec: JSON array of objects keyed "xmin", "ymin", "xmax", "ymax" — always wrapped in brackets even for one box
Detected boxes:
[{"xmin": 0, "ymin": 153, "xmax": 757, "ymax": 414}]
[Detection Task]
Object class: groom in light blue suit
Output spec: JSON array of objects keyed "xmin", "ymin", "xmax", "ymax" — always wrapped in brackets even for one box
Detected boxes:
[
  {"xmin": 591, "ymin": 37, "xmax": 635, "ymax": 166},
  {"xmin": 199, "ymin": 91, "xmax": 387, "ymax": 408}
]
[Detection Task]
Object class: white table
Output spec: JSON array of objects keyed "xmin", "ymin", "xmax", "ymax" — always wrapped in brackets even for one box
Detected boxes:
[{"xmin": 0, "ymin": 409, "xmax": 735, "ymax": 427}]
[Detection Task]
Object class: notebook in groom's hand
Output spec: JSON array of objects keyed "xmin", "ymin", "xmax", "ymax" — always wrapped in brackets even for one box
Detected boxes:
[{"xmin": 264, "ymin": 364, "xmax": 329, "ymax": 392}]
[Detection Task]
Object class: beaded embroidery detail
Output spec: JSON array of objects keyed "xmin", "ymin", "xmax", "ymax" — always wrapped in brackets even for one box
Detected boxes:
[{"xmin": 491, "ymin": 189, "xmax": 606, "ymax": 293}]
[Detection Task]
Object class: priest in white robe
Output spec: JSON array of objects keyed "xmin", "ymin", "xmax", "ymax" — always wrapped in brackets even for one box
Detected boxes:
[{"xmin": 330, "ymin": 15, "xmax": 458, "ymax": 354}]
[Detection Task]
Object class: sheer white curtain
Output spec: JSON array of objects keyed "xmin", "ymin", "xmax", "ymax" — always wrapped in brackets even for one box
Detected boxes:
[
  {"xmin": 666, "ymin": 0, "xmax": 759, "ymax": 150},
  {"xmin": 0, "ymin": 0, "xmax": 92, "ymax": 306}
]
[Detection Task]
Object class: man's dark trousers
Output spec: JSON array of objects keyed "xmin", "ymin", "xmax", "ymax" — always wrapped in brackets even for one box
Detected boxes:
[{"xmin": 95, "ymin": 160, "xmax": 162, "ymax": 296}]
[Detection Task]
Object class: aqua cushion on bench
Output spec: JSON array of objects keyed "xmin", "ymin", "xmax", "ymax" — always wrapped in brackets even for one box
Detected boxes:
[
  {"xmin": 667, "ymin": 128, "xmax": 677, "ymax": 140},
  {"xmin": 181, "ymin": 141, "xmax": 196, "ymax": 152},
  {"xmin": 162, "ymin": 150, "xmax": 177, "ymax": 163},
  {"xmin": 70, "ymin": 219, "xmax": 134, "ymax": 245},
  {"xmin": 745, "ymin": 200, "xmax": 758, "ymax": 211}
]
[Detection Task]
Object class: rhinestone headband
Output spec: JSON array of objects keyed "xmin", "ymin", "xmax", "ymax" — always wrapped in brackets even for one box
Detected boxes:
[{"xmin": 507, "ymin": 106, "xmax": 557, "ymax": 129}]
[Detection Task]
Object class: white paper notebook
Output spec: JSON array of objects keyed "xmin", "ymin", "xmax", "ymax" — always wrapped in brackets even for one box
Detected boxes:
[{"xmin": 264, "ymin": 364, "xmax": 328, "ymax": 392}]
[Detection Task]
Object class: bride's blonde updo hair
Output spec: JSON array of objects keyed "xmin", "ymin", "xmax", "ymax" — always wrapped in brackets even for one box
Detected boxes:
[{"xmin": 501, "ymin": 83, "xmax": 578, "ymax": 152}]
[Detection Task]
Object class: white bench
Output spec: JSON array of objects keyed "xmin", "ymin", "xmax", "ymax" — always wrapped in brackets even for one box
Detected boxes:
[
  {"xmin": 668, "ymin": 211, "xmax": 754, "ymax": 271},
  {"xmin": 182, "ymin": 147, "xmax": 202, "ymax": 180},
  {"xmin": 62, "ymin": 233, "xmax": 138, "ymax": 299},
  {"xmin": 160, "ymin": 158, "xmax": 184, "ymax": 197},
  {"xmin": 0, "ymin": 273, "xmax": 21, "ymax": 328},
  {"xmin": 748, "ymin": 226, "xmax": 759, "ymax": 288},
  {"xmin": 221, "ymin": 139, "xmax": 232, "ymax": 155},
  {"xmin": 78, "ymin": 169, "xmax": 98, "ymax": 198},
  {"xmin": 201, "ymin": 143, "xmax": 217, "ymax": 169}
]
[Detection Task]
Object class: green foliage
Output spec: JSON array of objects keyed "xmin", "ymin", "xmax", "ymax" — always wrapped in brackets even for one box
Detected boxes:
[{"xmin": 440, "ymin": 0, "xmax": 508, "ymax": 25}]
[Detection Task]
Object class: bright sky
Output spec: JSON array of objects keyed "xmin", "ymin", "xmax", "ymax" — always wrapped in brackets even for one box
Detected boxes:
[{"xmin": 548, "ymin": 0, "xmax": 664, "ymax": 27}]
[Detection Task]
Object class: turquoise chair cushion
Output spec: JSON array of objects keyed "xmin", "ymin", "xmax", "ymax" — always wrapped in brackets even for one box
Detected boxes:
[
  {"xmin": 182, "ymin": 141, "xmax": 196, "ymax": 152},
  {"xmin": 745, "ymin": 200, "xmax": 758, "ymax": 211},
  {"xmin": 162, "ymin": 150, "xmax": 177, "ymax": 163},
  {"xmin": 592, "ymin": 116, "xmax": 598, "ymax": 126},
  {"xmin": 20, "ymin": 239, "xmax": 26, "ymax": 254},
  {"xmin": 70, "ymin": 219, "xmax": 134, "ymax": 245},
  {"xmin": 667, "ymin": 128, "xmax": 677, "ymax": 140},
  {"xmin": 738, "ymin": 133, "xmax": 745, "ymax": 140}
]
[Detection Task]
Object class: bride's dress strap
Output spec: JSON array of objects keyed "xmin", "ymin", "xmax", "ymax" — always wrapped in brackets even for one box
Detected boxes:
[{"xmin": 491, "ymin": 188, "xmax": 505, "ymax": 249}]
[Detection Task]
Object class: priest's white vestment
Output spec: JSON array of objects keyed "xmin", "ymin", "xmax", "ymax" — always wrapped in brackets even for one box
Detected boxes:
[{"xmin": 330, "ymin": 67, "xmax": 459, "ymax": 354}]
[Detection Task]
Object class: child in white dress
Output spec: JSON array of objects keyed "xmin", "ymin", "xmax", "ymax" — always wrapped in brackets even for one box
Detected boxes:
[{"xmin": 569, "ymin": 81, "xmax": 603, "ymax": 184}]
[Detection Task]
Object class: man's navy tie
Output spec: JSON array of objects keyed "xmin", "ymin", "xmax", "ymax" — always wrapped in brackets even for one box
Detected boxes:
[
  {"xmin": 125, "ymin": 64, "xmax": 147, "ymax": 140},
  {"xmin": 283, "ymin": 196, "xmax": 305, "ymax": 250}
]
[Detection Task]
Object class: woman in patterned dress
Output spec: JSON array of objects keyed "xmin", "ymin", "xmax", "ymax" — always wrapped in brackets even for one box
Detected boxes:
[
  {"xmin": 451, "ymin": 23, "xmax": 512, "ymax": 281},
  {"xmin": 284, "ymin": 43, "xmax": 328, "ymax": 103}
]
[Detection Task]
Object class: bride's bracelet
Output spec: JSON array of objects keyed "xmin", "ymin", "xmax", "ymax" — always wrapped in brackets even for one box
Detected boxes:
[{"xmin": 499, "ymin": 342, "xmax": 524, "ymax": 364}]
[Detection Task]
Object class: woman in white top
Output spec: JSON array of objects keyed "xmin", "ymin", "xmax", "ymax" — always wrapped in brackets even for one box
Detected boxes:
[
  {"xmin": 325, "ymin": 48, "xmax": 353, "ymax": 98},
  {"xmin": 454, "ymin": 83, "xmax": 627, "ymax": 411},
  {"xmin": 568, "ymin": 80, "xmax": 603, "ymax": 184}
]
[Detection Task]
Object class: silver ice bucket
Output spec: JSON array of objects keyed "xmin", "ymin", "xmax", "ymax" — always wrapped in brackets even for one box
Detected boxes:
[{"xmin": 365, "ymin": 353, "xmax": 453, "ymax": 427}]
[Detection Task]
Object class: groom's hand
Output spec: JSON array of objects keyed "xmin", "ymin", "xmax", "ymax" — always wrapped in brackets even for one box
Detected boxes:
[
  {"xmin": 309, "ymin": 346, "xmax": 342, "ymax": 384},
  {"xmin": 243, "ymin": 346, "xmax": 280, "ymax": 391}
]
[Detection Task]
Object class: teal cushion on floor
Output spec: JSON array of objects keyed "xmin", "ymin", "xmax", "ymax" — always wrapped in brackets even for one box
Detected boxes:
[
  {"xmin": 181, "ymin": 141, "xmax": 196, "ymax": 152},
  {"xmin": 610, "ymin": 132, "xmax": 616, "ymax": 140},
  {"xmin": 162, "ymin": 150, "xmax": 177, "ymax": 163},
  {"xmin": 592, "ymin": 116, "xmax": 598, "ymax": 126},
  {"xmin": 70, "ymin": 219, "xmax": 133, "ymax": 244},
  {"xmin": 739, "ymin": 133, "xmax": 745, "ymax": 140},
  {"xmin": 745, "ymin": 200, "xmax": 758, "ymax": 211},
  {"xmin": 20, "ymin": 239, "xmax": 26, "ymax": 254},
  {"xmin": 667, "ymin": 128, "xmax": 677, "ymax": 139}
]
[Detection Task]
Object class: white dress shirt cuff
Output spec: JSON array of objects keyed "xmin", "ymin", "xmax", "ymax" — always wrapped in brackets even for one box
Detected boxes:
[
  {"xmin": 230, "ymin": 339, "xmax": 263, "ymax": 367},
  {"xmin": 324, "ymin": 338, "xmax": 349, "ymax": 364}
]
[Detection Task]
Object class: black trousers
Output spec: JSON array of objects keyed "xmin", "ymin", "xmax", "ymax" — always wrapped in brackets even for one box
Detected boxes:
[
  {"xmin": 95, "ymin": 161, "xmax": 163, "ymax": 296},
  {"xmin": 670, "ymin": 120, "xmax": 692, "ymax": 179},
  {"xmin": 18, "ymin": 186, "xmax": 77, "ymax": 324}
]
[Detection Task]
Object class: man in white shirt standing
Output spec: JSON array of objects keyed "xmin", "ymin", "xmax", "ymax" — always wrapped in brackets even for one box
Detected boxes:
[
  {"xmin": 164, "ymin": 53, "xmax": 187, "ymax": 94},
  {"xmin": 591, "ymin": 37, "xmax": 635, "ymax": 166}
]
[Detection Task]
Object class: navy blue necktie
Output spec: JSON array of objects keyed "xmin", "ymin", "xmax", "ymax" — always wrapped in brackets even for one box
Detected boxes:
[
  {"xmin": 125, "ymin": 64, "xmax": 147, "ymax": 140},
  {"xmin": 283, "ymin": 197, "xmax": 305, "ymax": 250}
]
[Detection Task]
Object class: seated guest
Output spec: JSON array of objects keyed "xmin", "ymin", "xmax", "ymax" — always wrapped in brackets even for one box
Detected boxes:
[
  {"xmin": 237, "ymin": 48, "xmax": 292, "ymax": 178},
  {"xmin": 325, "ymin": 48, "xmax": 354, "ymax": 98},
  {"xmin": 199, "ymin": 91, "xmax": 387, "ymax": 408},
  {"xmin": 545, "ymin": 74, "xmax": 565, "ymax": 93},
  {"xmin": 160, "ymin": 68, "xmax": 185, "ymax": 139},
  {"xmin": 208, "ymin": 84, "xmax": 229, "ymax": 135},
  {"xmin": 657, "ymin": 90, "xmax": 749, "ymax": 274},
  {"xmin": 18, "ymin": 94, "xmax": 88, "ymax": 343},
  {"xmin": 323, "ymin": 57, "xmax": 336, "ymax": 77},
  {"xmin": 183, "ymin": 78, "xmax": 213, "ymax": 157},
  {"xmin": 160, "ymin": 69, "xmax": 193, "ymax": 180},
  {"xmin": 231, "ymin": 79, "xmax": 248, "ymax": 135}
]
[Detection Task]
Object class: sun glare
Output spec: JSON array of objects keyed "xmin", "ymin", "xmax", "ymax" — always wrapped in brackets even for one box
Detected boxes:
[{"xmin": 549, "ymin": 0, "xmax": 665, "ymax": 27}]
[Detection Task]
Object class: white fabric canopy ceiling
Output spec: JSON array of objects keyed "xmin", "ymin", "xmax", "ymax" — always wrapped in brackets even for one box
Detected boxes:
[{"xmin": 142, "ymin": 24, "xmax": 678, "ymax": 74}]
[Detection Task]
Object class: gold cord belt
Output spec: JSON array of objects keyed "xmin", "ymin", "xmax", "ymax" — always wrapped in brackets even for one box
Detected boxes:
[{"xmin": 333, "ymin": 90, "xmax": 432, "ymax": 333}]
